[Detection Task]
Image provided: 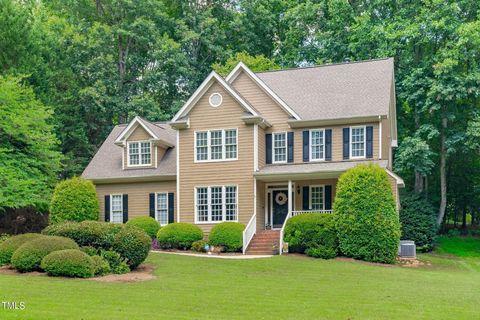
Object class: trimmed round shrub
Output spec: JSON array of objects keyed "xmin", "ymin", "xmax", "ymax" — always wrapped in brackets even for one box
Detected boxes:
[
  {"xmin": 126, "ymin": 217, "xmax": 160, "ymax": 239},
  {"xmin": 91, "ymin": 255, "xmax": 111, "ymax": 276},
  {"xmin": 399, "ymin": 192, "xmax": 437, "ymax": 252},
  {"xmin": 112, "ymin": 226, "xmax": 151, "ymax": 269},
  {"xmin": 41, "ymin": 249, "xmax": 94, "ymax": 278},
  {"xmin": 208, "ymin": 222, "xmax": 244, "ymax": 252},
  {"xmin": 11, "ymin": 236, "xmax": 79, "ymax": 272},
  {"xmin": 284, "ymin": 213, "xmax": 338, "ymax": 259},
  {"xmin": 49, "ymin": 177, "xmax": 99, "ymax": 223},
  {"xmin": 43, "ymin": 221, "xmax": 123, "ymax": 249},
  {"xmin": 191, "ymin": 240, "xmax": 208, "ymax": 252},
  {"xmin": 156, "ymin": 223, "xmax": 203, "ymax": 250},
  {"xmin": 334, "ymin": 164, "xmax": 400, "ymax": 264},
  {"xmin": 100, "ymin": 250, "xmax": 129, "ymax": 274},
  {"xmin": 0, "ymin": 233, "xmax": 44, "ymax": 265}
]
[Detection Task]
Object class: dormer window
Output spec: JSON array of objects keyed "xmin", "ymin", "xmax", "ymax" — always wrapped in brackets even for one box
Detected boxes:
[{"xmin": 128, "ymin": 141, "xmax": 151, "ymax": 166}]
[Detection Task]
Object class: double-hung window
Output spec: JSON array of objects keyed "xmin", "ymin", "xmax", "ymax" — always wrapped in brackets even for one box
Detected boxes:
[
  {"xmin": 195, "ymin": 186, "xmax": 238, "ymax": 223},
  {"xmin": 310, "ymin": 129, "xmax": 325, "ymax": 161},
  {"xmin": 273, "ymin": 132, "xmax": 287, "ymax": 163},
  {"xmin": 195, "ymin": 129, "xmax": 237, "ymax": 162},
  {"xmin": 351, "ymin": 126, "xmax": 366, "ymax": 158},
  {"xmin": 128, "ymin": 141, "xmax": 151, "ymax": 166},
  {"xmin": 309, "ymin": 186, "xmax": 325, "ymax": 211},
  {"xmin": 156, "ymin": 193, "xmax": 168, "ymax": 226},
  {"xmin": 110, "ymin": 194, "xmax": 123, "ymax": 223}
]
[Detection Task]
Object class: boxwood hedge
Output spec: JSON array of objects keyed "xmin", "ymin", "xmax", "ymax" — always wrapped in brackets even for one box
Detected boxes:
[
  {"xmin": 156, "ymin": 223, "xmax": 203, "ymax": 250},
  {"xmin": 125, "ymin": 216, "xmax": 160, "ymax": 239},
  {"xmin": 0, "ymin": 233, "xmax": 44, "ymax": 265},
  {"xmin": 284, "ymin": 213, "xmax": 338, "ymax": 259},
  {"xmin": 41, "ymin": 249, "xmax": 95, "ymax": 278},
  {"xmin": 112, "ymin": 226, "xmax": 151, "ymax": 269},
  {"xmin": 208, "ymin": 222, "xmax": 244, "ymax": 252},
  {"xmin": 11, "ymin": 236, "xmax": 79, "ymax": 272}
]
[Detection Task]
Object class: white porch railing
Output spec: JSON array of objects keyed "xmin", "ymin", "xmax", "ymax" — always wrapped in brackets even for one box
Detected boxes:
[
  {"xmin": 291, "ymin": 210, "xmax": 334, "ymax": 217},
  {"xmin": 242, "ymin": 213, "xmax": 256, "ymax": 254},
  {"xmin": 280, "ymin": 210, "xmax": 333, "ymax": 255},
  {"xmin": 279, "ymin": 211, "xmax": 292, "ymax": 255}
]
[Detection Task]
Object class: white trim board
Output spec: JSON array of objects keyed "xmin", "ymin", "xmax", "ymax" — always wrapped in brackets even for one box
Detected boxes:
[
  {"xmin": 172, "ymin": 71, "xmax": 259, "ymax": 122},
  {"xmin": 115, "ymin": 116, "xmax": 159, "ymax": 143},
  {"xmin": 225, "ymin": 62, "xmax": 301, "ymax": 120}
]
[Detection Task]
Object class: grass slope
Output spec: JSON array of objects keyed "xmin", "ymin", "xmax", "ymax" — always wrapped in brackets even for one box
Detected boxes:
[
  {"xmin": 1, "ymin": 253, "xmax": 480, "ymax": 319},
  {"xmin": 436, "ymin": 236, "xmax": 480, "ymax": 257}
]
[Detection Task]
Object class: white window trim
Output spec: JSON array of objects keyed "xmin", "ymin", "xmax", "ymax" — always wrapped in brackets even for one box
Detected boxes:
[
  {"xmin": 155, "ymin": 192, "xmax": 169, "ymax": 226},
  {"xmin": 194, "ymin": 185, "xmax": 239, "ymax": 224},
  {"xmin": 194, "ymin": 129, "xmax": 238, "ymax": 163},
  {"xmin": 272, "ymin": 132, "xmax": 287, "ymax": 164},
  {"xmin": 309, "ymin": 129, "xmax": 326, "ymax": 162},
  {"xmin": 308, "ymin": 185, "xmax": 325, "ymax": 211},
  {"xmin": 110, "ymin": 194, "xmax": 123, "ymax": 223},
  {"xmin": 350, "ymin": 125, "xmax": 367, "ymax": 159},
  {"xmin": 127, "ymin": 140, "xmax": 152, "ymax": 167},
  {"xmin": 209, "ymin": 93, "xmax": 223, "ymax": 107}
]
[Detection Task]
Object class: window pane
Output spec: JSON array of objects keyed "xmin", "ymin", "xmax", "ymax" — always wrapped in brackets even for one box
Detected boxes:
[
  {"xmin": 311, "ymin": 130, "xmax": 324, "ymax": 160},
  {"xmin": 111, "ymin": 195, "xmax": 123, "ymax": 223},
  {"xmin": 129, "ymin": 143, "xmax": 139, "ymax": 165},
  {"xmin": 156, "ymin": 193, "xmax": 168, "ymax": 225},
  {"xmin": 210, "ymin": 130, "xmax": 223, "ymax": 160},
  {"xmin": 196, "ymin": 132, "xmax": 208, "ymax": 161},
  {"xmin": 225, "ymin": 186, "xmax": 237, "ymax": 221},
  {"xmin": 273, "ymin": 133, "xmax": 286, "ymax": 162},
  {"xmin": 351, "ymin": 127, "xmax": 365, "ymax": 157},
  {"xmin": 310, "ymin": 187, "xmax": 324, "ymax": 210},
  {"xmin": 211, "ymin": 187, "xmax": 223, "ymax": 221},
  {"xmin": 225, "ymin": 129, "xmax": 237, "ymax": 159},
  {"xmin": 140, "ymin": 142, "xmax": 151, "ymax": 165},
  {"xmin": 196, "ymin": 188, "xmax": 208, "ymax": 222}
]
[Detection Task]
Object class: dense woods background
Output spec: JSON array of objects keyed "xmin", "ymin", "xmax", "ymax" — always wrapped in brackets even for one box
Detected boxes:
[{"xmin": 1, "ymin": 0, "xmax": 479, "ymax": 230}]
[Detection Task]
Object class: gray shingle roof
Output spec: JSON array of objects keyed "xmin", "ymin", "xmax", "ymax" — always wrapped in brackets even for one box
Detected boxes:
[
  {"xmin": 256, "ymin": 58, "xmax": 394, "ymax": 120},
  {"xmin": 254, "ymin": 160, "xmax": 389, "ymax": 177},
  {"xmin": 82, "ymin": 123, "xmax": 176, "ymax": 181}
]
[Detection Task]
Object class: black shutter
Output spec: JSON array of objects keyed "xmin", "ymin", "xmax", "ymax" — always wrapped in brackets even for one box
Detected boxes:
[
  {"xmin": 366, "ymin": 126, "xmax": 373, "ymax": 158},
  {"xmin": 302, "ymin": 130, "xmax": 309, "ymax": 162},
  {"xmin": 302, "ymin": 186, "xmax": 309, "ymax": 210},
  {"xmin": 287, "ymin": 132, "xmax": 294, "ymax": 163},
  {"xmin": 149, "ymin": 193, "xmax": 155, "ymax": 219},
  {"xmin": 104, "ymin": 195, "xmax": 110, "ymax": 222},
  {"xmin": 325, "ymin": 129, "xmax": 332, "ymax": 161},
  {"xmin": 266, "ymin": 133, "xmax": 272, "ymax": 164},
  {"xmin": 343, "ymin": 128, "xmax": 350, "ymax": 160},
  {"xmin": 122, "ymin": 194, "xmax": 128, "ymax": 223},
  {"xmin": 168, "ymin": 193, "xmax": 174, "ymax": 223},
  {"xmin": 325, "ymin": 185, "xmax": 332, "ymax": 210}
]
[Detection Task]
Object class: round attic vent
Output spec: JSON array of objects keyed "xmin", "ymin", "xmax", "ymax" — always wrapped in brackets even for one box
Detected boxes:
[{"xmin": 209, "ymin": 93, "xmax": 223, "ymax": 107}]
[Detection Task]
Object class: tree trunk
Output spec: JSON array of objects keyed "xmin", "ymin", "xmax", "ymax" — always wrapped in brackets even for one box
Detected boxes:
[
  {"xmin": 414, "ymin": 171, "xmax": 424, "ymax": 193},
  {"xmin": 462, "ymin": 205, "xmax": 467, "ymax": 230},
  {"xmin": 437, "ymin": 116, "xmax": 448, "ymax": 226}
]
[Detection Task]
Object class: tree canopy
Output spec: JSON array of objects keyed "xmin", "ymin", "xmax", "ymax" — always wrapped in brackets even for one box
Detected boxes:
[{"xmin": 0, "ymin": 0, "xmax": 479, "ymax": 229}]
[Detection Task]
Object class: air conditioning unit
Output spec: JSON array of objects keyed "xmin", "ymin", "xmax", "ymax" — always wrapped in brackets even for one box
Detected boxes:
[{"xmin": 398, "ymin": 240, "xmax": 416, "ymax": 258}]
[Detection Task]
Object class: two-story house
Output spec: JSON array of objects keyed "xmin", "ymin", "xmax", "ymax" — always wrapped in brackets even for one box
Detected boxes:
[{"xmin": 82, "ymin": 58, "xmax": 404, "ymax": 254}]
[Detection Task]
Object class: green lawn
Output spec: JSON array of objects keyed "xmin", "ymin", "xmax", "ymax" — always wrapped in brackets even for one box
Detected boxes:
[
  {"xmin": 435, "ymin": 236, "xmax": 480, "ymax": 257},
  {"xmin": 1, "ymin": 251, "xmax": 480, "ymax": 320}
]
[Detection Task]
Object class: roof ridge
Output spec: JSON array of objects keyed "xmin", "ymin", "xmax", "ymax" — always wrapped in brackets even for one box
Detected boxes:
[{"xmin": 256, "ymin": 57, "xmax": 393, "ymax": 75}]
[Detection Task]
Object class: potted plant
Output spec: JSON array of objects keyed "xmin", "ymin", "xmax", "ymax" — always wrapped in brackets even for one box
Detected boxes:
[{"xmin": 272, "ymin": 244, "xmax": 279, "ymax": 255}]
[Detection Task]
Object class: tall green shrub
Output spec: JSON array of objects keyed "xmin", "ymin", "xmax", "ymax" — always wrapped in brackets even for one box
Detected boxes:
[
  {"xmin": 126, "ymin": 216, "xmax": 160, "ymax": 239},
  {"xmin": 399, "ymin": 192, "xmax": 437, "ymax": 252},
  {"xmin": 334, "ymin": 164, "xmax": 400, "ymax": 264},
  {"xmin": 49, "ymin": 177, "xmax": 99, "ymax": 223}
]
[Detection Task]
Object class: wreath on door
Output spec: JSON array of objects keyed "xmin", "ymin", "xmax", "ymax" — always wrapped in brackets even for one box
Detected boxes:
[{"xmin": 275, "ymin": 192, "xmax": 288, "ymax": 206}]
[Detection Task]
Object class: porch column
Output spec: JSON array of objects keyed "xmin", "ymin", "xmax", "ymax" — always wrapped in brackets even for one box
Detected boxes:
[{"xmin": 288, "ymin": 180, "xmax": 293, "ymax": 215}]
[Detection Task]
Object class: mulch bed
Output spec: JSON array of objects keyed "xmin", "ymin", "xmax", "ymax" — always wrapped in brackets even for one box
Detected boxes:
[{"xmin": 0, "ymin": 264, "xmax": 156, "ymax": 283}]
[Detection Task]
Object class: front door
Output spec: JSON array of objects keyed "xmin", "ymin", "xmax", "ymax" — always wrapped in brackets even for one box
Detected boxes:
[{"xmin": 272, "ymin": 190, "xmax": 289, "ymax": 228}]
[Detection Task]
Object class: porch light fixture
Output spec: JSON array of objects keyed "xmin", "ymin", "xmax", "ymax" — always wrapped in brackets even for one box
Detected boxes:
[{"xmin": 297, "ymin": 185, "xmax": 300, "ymax": 195}]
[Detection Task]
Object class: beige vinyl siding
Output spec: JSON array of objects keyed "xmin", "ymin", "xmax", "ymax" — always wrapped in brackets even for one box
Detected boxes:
[
  {"xmin": 123, "ymin": 125, "xmax": 157, "ymax": 169},
  {"xmin": 178, "ymin": 82, "xmax": 255, "ymax": 234},
  {"xmin": 387, "ymin": 173, "xmax": 400, "ymax": 209},
  {"xmin": 95, "ymin": 180, "xmax": 176, "ymax": 222},
  {"xmin": 256, "ymin": 180, "xmax": 265, "ymax": 231},
  {"xmin": 381, "ymin": 117, "xmax": 392, "ymax": 167},
  {"xmin": 232, "ymin": 72, "xmax": 291, "ymax": 132}
]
